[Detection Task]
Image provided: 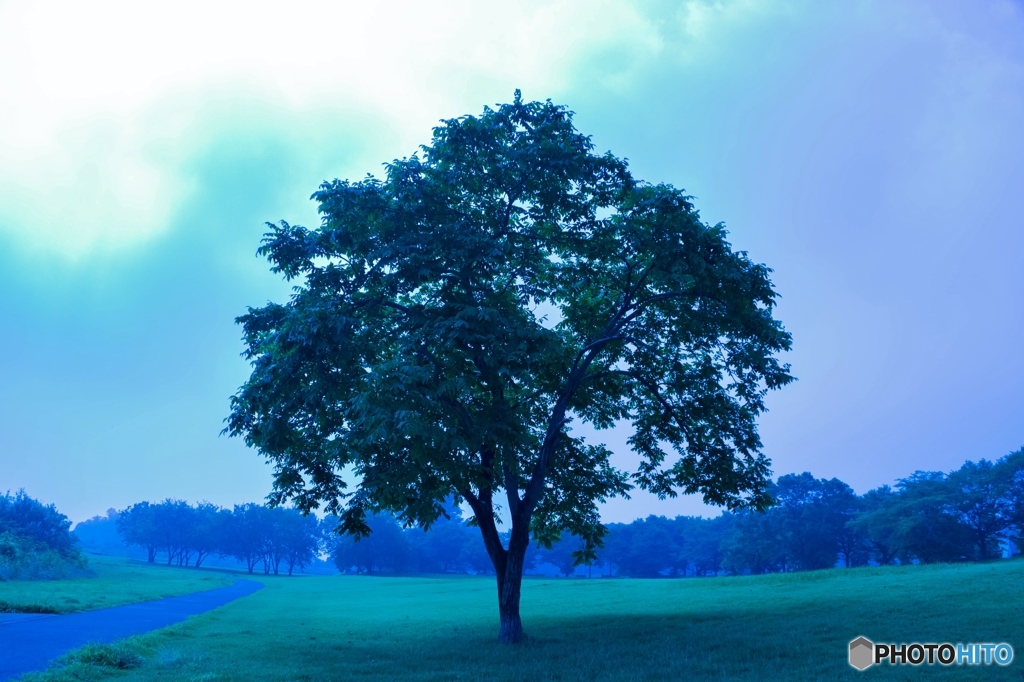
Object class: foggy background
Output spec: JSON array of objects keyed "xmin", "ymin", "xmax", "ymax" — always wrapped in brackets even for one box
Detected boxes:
[{"xmin": 1, "ymin": 0, "xmax": 1021, "ymax": 522}]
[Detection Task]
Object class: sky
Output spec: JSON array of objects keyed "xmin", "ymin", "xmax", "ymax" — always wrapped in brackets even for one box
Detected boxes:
[{"xmin": 1, "ymin": 0, "xmax": 1022, "ymax": 525}]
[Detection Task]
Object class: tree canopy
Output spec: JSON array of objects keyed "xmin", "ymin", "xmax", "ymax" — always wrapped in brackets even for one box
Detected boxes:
[
  {"xmin": 0, "ymin": 490, "xmax": 85, "ymax": 580},
  {"xmin": 227, "ymin": 92, "xmax": 794, "ymax": 642}
]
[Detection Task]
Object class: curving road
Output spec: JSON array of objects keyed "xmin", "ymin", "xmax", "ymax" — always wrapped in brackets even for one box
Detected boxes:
[{"xmin": 0, "ymin": 579, "xmax": 262, "ymax": 680}]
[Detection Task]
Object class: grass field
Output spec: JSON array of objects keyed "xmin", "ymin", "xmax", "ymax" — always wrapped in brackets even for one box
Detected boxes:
[
  {"xmin": 22, "ymin": 558, "xmax": 1024, "ymax": 681},
  {"xmin": 0, "ymin": 554, "xmax": 235, "ymax": 614}
]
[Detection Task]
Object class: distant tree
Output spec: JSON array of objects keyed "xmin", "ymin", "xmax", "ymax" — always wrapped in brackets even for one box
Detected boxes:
[
  {"xmin": 600, "ymin": 523, "xmax": 629, "ymax": 575},
  {"xmin": 0, "ymin": 490, "xmax": 80, "ymax": 558},
  {"xmin": 821, "ymin": 478, "xmax": 867, "ymax": 568},
  {"xmin": 279, "ymin": 509, "xmax": 322, "ymax": 576},
  {"xmin": 151, "ymin": 500, "xmax": 196, "ymax": 566},
  {"xmin": 640, "ymin": 517, "xmax": 687, "ymax": 577},
  {"xmin": 771, "ymin": 473, "xmax": 839, "ymax": 571},
  {"xmin": 259, "ymin": 507, "xmax": 322, "ymax": 576},
  {"xmin": 850, "ymin": 486, "xmax": 903, "ymax": 566},
  {"xmin": 945, "ymin": 459, "xmax": 1014, "ymax": 561},
  {"xmin": 0, "ymin": 490, "xmax": 85, "ymax": 580},
  {"xmin": 602, "ymin": 516, "xmax": 681, "ymax": 577},
  {"xmin": 227, "ymin": 94, "xmax": 793, "ymax": 641},
  {"xmin": 678, "ymin": 514, "xmax": 733, "ymax": 577},
  {"xmin": 407, "ymin": 497, "xmax": 474, "ymax": 573},
  {"xmin": 222, "ymin": 504, "xmax": 271, "ymax": 574},
  {"xmin": 116, "ymin": 502, "xmax": 161, "ymax": 563},
  {"xmin": 997, "ymin": 447, "xmax": 1024, "ymax": 554},
  {"xmin": 891, "ymin": 472, "xmax": 973, "ymax": 563},
  {"xmin": 191, "ymin": 503, "xmax": 226, "ymax": 568},
  {"xmin": 537, "ymin": 534, "xmax": 587, "ymax": 577},
  {"xmin": 463, "ymin": 532, "xmax": 497, "ymax": 576},
  {"xmin": 721, "ymin": 507, "xmax": 786, "ymax": 574},
  {"xmin": 73, "ymin": 509, "xmax": 128, "ymax": 556},
  {"xmin": 414, "ymin": 520, "xmax": 472, "ymax": 573},
  {"xmin": 328, "ymin": 513, "xmax": 410, "ymax": 574}
]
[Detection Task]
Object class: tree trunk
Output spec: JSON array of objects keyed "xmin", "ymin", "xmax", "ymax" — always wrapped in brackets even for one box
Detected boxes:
[
  {"xmin": 495, "ymin": 525, "xmax": 529, "ymax": 644},
  {"xmin": 497, "ymin": 570, "xmax": 524, "ymax": 643}
]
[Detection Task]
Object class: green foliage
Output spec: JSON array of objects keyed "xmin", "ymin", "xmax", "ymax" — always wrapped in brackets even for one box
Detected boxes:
[
  {"xmin": 720, "ymin": 473, "xmax": 863, "ymax": 574},
  {"xmin": 947, "ymin": 458, "xmax": 1014, "ymax": 560},
  {"xmin": 0, "ymin": 532, "xmax": 86, "ymax": 582},
  {"xmin": 0, "ymin": 490, "xmax": 86, "ymax": 581},
  {"xmin": 596, "ymin": 447, "xmax": 1024, "ymax": 578},
  {"xmin": 852, "ymin": 455, "xmax": 1022, "ymax": 564},
  {"xmin": 20, "ymin": 641, "xmax": 145, "ymax": 682},
  {"xmin": 226, "ymin": 93, "xmax": 793, "ymax": 586},
  {"xmin": 850, "ymin": 486, "xmax": 902, "ymax": 565},
  {"xmin": 721, "ymin": 507, "xmax": 788, "ymax": 574},
  {"xmin": 773, "ymin": 473, "xmax": 863, "ymax": 571},
  {"xmin": 1000, "ymin": 447, "xmax": 1024, "ymax": 549},
  {"xmin": 71, "ymin": 641, "xmax": 144, "ymax": 669}
]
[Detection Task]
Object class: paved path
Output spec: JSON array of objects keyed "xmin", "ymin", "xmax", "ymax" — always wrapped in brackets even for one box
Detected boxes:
[{"xmin": 0, "ymin": 579, "xmax": 262, "ymax": 680}]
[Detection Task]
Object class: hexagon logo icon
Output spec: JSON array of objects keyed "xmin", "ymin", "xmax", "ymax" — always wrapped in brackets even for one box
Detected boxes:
[{"xmin": 849, "ymin": 636, "xmax": 874, "ymax": 671}]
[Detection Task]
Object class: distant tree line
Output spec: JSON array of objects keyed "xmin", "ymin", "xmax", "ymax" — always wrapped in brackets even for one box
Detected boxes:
[
  {"xmin": 71, "ymin": 447, "xmax": 1024, "ymax": 579},
  {"xmin": 594, "ymin": 448, "xmax": 1024, "ymax": 577},
  {"xmin": 109, "ymin": 501, "xmax": 321, "ymax": 575},
  {"xmin": 326, "ymin": 500, "xmax": 496, "ymax": 575},
  {"xmin": 0, "ymin": 490, "xmax": 85, "ymax": 580},
  {"xmin": 320, "ymin": 449, "xmax": 1024, "ymax": 578},
  {"xmin": 73, "ymin": 497, "xmax": 498, "ymax": 578}
]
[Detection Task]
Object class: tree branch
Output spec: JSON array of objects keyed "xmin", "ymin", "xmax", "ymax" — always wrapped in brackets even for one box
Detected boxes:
[
  {"xmin": 502, "ymin": 463, "xmax": 522, "ymax": 518},
  {"xmin": 461, "ymin": 487, "xmax": 507, "ymax": 562}
]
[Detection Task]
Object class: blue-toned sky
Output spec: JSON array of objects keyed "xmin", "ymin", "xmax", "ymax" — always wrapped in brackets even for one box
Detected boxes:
[{"xmin": 1, "ymin": 1, "xmax": 1022, "ymax": 524}]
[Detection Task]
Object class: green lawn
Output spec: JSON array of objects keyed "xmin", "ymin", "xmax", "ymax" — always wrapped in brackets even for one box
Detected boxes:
[
  {"xmin": 24, "ymin": 559, "xmax": 1024, "ymax": 681},
  {"xmin": 0, "ymin": 554, "xmax": 235, "ymax": 614}
]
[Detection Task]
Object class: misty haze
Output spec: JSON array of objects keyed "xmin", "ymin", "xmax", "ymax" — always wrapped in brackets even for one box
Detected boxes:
[{"xmin": 2, "ymin": 1, "xmax": 1023, "ymax": 680}]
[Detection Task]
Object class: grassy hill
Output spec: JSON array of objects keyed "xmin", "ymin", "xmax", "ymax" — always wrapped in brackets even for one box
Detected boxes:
[
  {"xmin": 0, "ymin": 554, "xmax": 234, "ymax": 614},
  {"xmin": 25, "ymin": 559, "xmax": 1024, "ymax": 681}
]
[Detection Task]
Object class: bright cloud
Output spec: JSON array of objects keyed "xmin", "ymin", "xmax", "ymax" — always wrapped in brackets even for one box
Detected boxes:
[{"xmin": 0, "ymin": 0, "xmax": 675, "ymax": 259}]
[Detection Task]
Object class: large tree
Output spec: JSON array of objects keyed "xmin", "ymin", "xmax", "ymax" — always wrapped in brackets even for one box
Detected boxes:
[{"xmin": 227, "ymin": 93, "xmax": 793, "ymax": 642}]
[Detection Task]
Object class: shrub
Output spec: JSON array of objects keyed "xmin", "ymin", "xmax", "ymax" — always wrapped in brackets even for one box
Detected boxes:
[
  {"xmin": 73, "ymin": 642, "xmax": 144, "ymax": 670},
  {"xmin": 0, "ymin": 491, "xmax": 86, "ymax": 581}
]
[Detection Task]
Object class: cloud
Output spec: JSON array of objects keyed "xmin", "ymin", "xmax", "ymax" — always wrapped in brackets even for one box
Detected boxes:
[
  {"xmin": 4, "ymin": 0, "xmax": 1020, "ymax": 261},
  {"xmin": 0, "ymin": 0, "xmax": 674, "ymax": 259}
]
